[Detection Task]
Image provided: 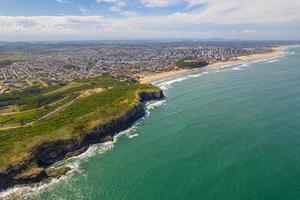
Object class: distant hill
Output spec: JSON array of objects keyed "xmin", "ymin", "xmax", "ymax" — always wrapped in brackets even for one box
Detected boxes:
[{"xmin": 176, "ymin": 58, "xmax": 208, "ymax": 69}]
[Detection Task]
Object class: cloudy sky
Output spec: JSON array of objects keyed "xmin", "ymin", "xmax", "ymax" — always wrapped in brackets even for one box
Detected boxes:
[{"xmin": 0, "ymin": 0, "xmax": 300, "ymax": 41}]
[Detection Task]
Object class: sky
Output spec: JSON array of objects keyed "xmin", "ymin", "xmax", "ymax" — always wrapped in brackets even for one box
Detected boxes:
[{"xmin": 0, "ymin": 0, "xmax": 300, "ymax": 41}]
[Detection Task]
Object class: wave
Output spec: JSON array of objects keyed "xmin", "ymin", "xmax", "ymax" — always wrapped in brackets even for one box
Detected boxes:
[
  {"xmin": 252, "ymin": 58, "xmax": 270, "ymax": 63},
  {"xmin": 232, "ymin": 67, "xmax": 241, "ymax": 71},
  {"xmin": 288, "ymin": 51, "xmax": 296, "ymax": 55},
  {"xmin": 155, "ymin": 77, "xmax": 187, "ymax": 90},
  {"xmin": 146, "ymin": 99, "xmax": 166, "ymax": 110},
  {"xmin": 2, "ymin": 48, "xmax": 293, "ymax": 199},
  {"xmin": 267, "ymin": 59, "xmax": 280, "ymax": 63},
  {"xmin": 250, "ymin": 52, "xmax": 289, "ymax": 64},
  {"xmin": 220, "ymin": 64, "xmax": 233, "ymax": 68},
  {"xmin": 188, "ymin": 74, "xmax": 203, "ymax": 78},
  {"xmin": 0, "ymin": 99, "xmax": 166, "ymax": 200},
  {"xmin": 0, "ymin": 140, "xmax": 115, "ymax": 200},
  {"xmin": 128, "ymin": 134, "xmax": 139, "ymax": 139}
]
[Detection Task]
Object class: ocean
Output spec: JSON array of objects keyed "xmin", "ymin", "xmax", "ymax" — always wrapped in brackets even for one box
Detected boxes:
[{"xmin": 2, "ymin": 47, "xmax": 300, "ymax": 200}]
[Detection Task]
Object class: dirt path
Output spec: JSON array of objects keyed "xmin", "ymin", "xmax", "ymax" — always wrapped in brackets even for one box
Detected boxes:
[{"xmin": 0, "ymin": 88, "xmax": 105, "ymax": 131}]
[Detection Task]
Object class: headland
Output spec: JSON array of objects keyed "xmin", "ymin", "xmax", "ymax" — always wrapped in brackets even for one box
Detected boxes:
[{"xmin": 0, "ymin": 76, "xmax": 164, "ymax": 190}]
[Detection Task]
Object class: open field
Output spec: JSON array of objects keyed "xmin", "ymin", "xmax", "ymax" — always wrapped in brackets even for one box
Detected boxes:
[
  {"xmin": 0, "ymin": 54, "xmax": 24, "ymax": 66},
  {"xmin": 0, "ymin": 54, "xmax": 24, "ymax": 62},
  {"xmin": 0, "ymin": 76, "xmax": 160, "ymax": 174},
  {"xmin": 176, "ymin": 58, "xmax": 208, "ymax": 69}
]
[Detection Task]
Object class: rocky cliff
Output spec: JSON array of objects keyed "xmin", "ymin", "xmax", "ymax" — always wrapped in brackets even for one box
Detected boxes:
[{"xmin": 0, "ymin": 89, "xmax": 164, "ymax": 191}]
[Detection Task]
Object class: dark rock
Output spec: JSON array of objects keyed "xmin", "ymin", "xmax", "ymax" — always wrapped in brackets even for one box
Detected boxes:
[
  {"xmin": 46, "ymin": 167, "xmax": 71, "ymax": 178},
  {"xmin": 0, "ymin": 89, "xmax": 164, "ymax": 190}
]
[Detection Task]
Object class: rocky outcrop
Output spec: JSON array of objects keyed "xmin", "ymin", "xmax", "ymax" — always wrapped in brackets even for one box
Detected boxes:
[
  {"xmin": 0, "ymin": 89, "xmax": 164, "ymax": 191},
  {"xmin": 139, "ymin": 89, "xmax": 164, "ymax": 102}
]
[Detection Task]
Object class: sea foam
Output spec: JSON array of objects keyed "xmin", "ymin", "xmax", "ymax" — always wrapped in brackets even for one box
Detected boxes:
[
  {"xmin": 0, "ymin": 98, "xmax": 166, "ymax": 200},
  {"xmin": 267, "ymin": 59, "xmax": 280, "ymax": 63}
]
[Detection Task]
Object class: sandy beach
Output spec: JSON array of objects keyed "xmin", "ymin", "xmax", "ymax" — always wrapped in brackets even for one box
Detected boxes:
[{"xmin": 139, "ymin": 47, "xmax": 285, "ymax": 83}]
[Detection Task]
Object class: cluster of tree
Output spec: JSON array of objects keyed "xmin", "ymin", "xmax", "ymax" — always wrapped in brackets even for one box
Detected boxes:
[
  {"xmin": 0, "ymin": 87, "xmax": 41, "ymax": 109},
  {"xmin": 0, "ymin": 95, "xmax": 14, "ymax": 107},
  {"xmin": 0, "ymin": 85, "xmax": 64, "ymax": 110},
  {"xmin": 20, "ymin": 93, "xmax": 64, "ymax": 109},
  {"xmin": 175, "ymin": 58, "xmax": 208, "ymax": 69},
  {"xmin": 0, "ymin": 60, "xmax": 13, "ymax": 67},
  {"xmin": 63, "ymin": 64, "xmax": 80, "ymax": 70}
]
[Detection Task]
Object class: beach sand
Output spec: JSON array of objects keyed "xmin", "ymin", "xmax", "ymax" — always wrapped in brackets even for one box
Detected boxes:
[{"xmin": 139, "ymin": 47, "xmax": 284, "ymax": 84}]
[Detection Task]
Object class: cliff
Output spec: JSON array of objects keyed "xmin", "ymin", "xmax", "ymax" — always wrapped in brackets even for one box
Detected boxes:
[{"xmin": 0, "ymin": 89, "xmax": 164, "ymax": 191}]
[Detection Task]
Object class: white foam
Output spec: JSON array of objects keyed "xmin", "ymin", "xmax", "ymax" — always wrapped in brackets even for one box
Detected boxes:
[
  {"xmin": 3, "ymin": 48, "xmax": 293, "ymax": 199},
  {"xmin": 128, "ymin": 134, "xmax": 139, "ymax": 139},
  {"xmin": 232, "ymin": 67, "xmax": 241, "ymax": 71},
  {"xmin": 146, "ymin": 99, "xmax": 166, "ymax": 110},
  {"xmin": 220, "ymin": 64, "xmax": 233, "ymax": 68},
  {"xmin": 289, "ymin": 51, "xmax": 296, "ymax": 55},
  {"xmin": 188, "ymin": 74, "xmax": 203, "ymax": 78},
  {"xmin": 0, "ymin": 99, "xmax": 165, "ymax": 199},
  {"xmin": 252, "ymin": 58, "xmax": 269, "ymax": 63},
  {"xmin": 158, "ymin": 85, "xmax": 168, "ymax": 91},
  {"xmin": 0, "ymin": 167, "xmax": 74, "ymax": 200},
  {"xmin": 156, "ymin": 77, "xmax": 187, "ymax": 90},
  {"xmin": 267, "ymin": 59, "xmax": 279, "ymax": 63}
]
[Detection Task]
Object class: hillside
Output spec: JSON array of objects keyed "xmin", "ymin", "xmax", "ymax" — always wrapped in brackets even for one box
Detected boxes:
[
  {"xmin": 176, "ymin": 58, "xmax": 208, "ymax": 69},
  {"xmin": 0, "ymin": 76, "xmax": 163, "ymax": 189}
]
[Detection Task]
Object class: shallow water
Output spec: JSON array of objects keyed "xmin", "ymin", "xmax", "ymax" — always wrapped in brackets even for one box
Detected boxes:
[{"xmin": 3, "ymin": 47, "xmax": 300, "ymax": 200}]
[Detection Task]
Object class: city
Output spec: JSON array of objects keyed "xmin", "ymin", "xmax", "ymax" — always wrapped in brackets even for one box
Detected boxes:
[{"xmin": 0, "ymin": 41, "xmax": 272, "ymax": 93}]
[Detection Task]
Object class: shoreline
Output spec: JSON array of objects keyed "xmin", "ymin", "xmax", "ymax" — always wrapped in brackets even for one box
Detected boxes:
[
  {"xmin": 139, "ymin": 46, "xmax": 286, "ymax": 84},
  {"xmin": 0, "ymin": 45, "xmax": 296, "ymax": 198},
  {"xmin": 0, "ymin": 89, "xmax": 164, "ymax": 193},
  {"xmin": 0, "ymin": 95, "xmax": 166, "ymax": 200}
]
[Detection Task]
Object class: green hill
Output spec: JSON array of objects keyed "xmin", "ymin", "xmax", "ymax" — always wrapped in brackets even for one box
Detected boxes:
[
  {"xmin": 176, "ymin": 58, "xmax": 208, "ymax": 69},
  {"xmin": 0, "ymin": 76, "xmax": 163, "ymax": 189}
]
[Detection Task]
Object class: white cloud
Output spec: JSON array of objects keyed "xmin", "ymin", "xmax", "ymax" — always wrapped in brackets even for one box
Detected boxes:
[
  {"xmin": 243, "ymin": 29, "xmax": 256, "ymax": 34},
  {"xmin": 140, "ymin": 0, "xmax": 181, "ymax": 7},
  {"xmin": 185, "ymin": 0, "xmax": 300, "ymax": 24},
  {"xmin": 96, "ymin": 0, "xmax": 118, "ymax": 3},
  {"xmin": 56, "ymin": 0, "xmax": 68, "ymax": 3},
  {"xmin": 109, "ymin": 6, "xmax": 122, "ymax": 12},
  {"xmin": 77, "ymin": 5, "xmax": 88, "ymax": 13},
  {"xmin": 96, "ymin": 0, "xmax": 126, "ymax": 8},
  {"xmin": 1, "ymin": 0, "xmax": 300, "ymax": 40},
  {"xmin": 96, "ymin": 0, "xmax": 127, "ymax": 14},
  {"xmin": 121, "ymin": 10, "xmax": 137, "ymax": 17},
  {"xmin": 139, "ymin": 0, "xmax": 300, "ymax": 24}
]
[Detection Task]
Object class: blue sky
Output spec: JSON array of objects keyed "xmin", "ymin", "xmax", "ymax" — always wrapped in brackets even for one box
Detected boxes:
[
  {"xmin": 0, "ymin": 0, "xmax": 300, "ymax": 41},
  {"xmin": 0, "ymin": 0, "xmax": 187, "ymax": 16}
]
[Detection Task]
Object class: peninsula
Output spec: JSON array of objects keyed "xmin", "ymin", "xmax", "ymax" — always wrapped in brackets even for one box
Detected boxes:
[{"xmin": 0, "ymin": 76, "xmax": 164, "ymax": 190}]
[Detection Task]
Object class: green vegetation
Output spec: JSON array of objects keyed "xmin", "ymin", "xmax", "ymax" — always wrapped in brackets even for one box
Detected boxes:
[
  {"xmin": 0, "ymin": 82, "xmax": 90, "ymax": 110},
  {"xmin": 176, "ymin": 57, "xmax": 208, "ymax": 69},
  {"xmin": 0, "ymin": 76, "xmax": 160, "ymax": 172},
  {"xmin": 0, "ymin": 54, "xmax": 24, "ymax": 67}
]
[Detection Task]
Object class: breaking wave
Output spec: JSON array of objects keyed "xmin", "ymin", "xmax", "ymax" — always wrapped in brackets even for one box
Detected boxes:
[
  {"xmin": 0, "ymin": 99, "xmax": 166, "ymax": 200},
  {"xmin": 267, "ymin": 59, "xmax": 280, "ymax": 63}
]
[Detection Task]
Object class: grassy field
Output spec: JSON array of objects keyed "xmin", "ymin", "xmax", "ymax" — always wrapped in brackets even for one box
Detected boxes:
[
  {"xmin": 0, "ymin": 76, "xmax": 160, "ymax": 172},
  {"xmin": 0, "ymin": 54, "xmax": 24, "ymax": 66},
  {"xmin": 176, "ymin": 57, "xmax": 208, "ymax": 68}
]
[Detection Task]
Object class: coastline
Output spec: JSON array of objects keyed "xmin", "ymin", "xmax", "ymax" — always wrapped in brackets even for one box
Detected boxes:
[
  {"xmin": 0, "ymin": 88, "xmax": 164, "ymax": 193},
  {"xmin": 139, "ymin": 47, "xmax": 285, "ymax": 84},
  {"xmin": 0, "ymin": 90, "xmax": 165, "ymax": 199},
  {"xmin": 0, "ymin": 45, "xmax": 296, "ymax": 198}
]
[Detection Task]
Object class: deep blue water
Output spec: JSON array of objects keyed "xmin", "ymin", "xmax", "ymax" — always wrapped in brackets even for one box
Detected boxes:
[{"xmin": 5, "ymin": 47, "xmax": 300, "ymax": 200}]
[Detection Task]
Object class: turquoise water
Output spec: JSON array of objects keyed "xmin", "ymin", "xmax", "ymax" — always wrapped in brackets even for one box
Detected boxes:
[{"xmin": 11, "ymin": 48, "xmax": 300, "ymax": 199}]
